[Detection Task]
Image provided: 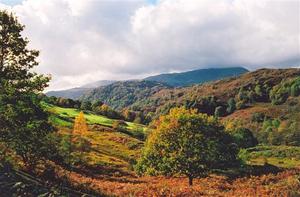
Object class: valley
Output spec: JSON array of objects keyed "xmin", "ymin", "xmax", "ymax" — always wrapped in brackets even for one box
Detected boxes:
[
  {"xmin": 39, "ymin": 68, "xmax": 300, "ymax": 196},
  {"xmin": 2, "ymin": 67, "xmax": 300, "ymax": 196},
  {"xmin": 1, "ymin": 5, "xmax": 299, "ymax": 196}
]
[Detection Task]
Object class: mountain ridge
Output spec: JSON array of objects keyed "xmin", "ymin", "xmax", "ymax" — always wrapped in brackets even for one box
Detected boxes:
[
  {"xmin": 46, "ymin": 67, "xmax": 248, "ymax": 99},
  {"xmin": 145, "ymin": 67, "xmax": 248, "ymax": 86}
]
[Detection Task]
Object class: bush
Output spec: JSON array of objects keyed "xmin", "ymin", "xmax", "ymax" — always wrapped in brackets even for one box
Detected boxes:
[
  {"xmin": 231, "ymin": 128, "xmax": 258, "ymax": 149},
  {"xmin": 226, "ymin": 98, "xmax": 236, "ymax": 114},
  {"xmin": 236, "ymin": 101, "xmax": 247, "ymax": 110},
  {"xmin": 270, "ymin": 77, "xmax": 300, "ymax": 105},
  {"xmin": 214, "ymin": 106, "xmax": 225, "ymax": 117},
  {"xmin": 251, "ymin": 112, "xmax": 266, "ymax": 123}
]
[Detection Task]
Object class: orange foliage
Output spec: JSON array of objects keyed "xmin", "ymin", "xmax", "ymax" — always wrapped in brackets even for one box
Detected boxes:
[{"xmin": 53, "ymin": 164, "xmax": 300, "ymax": 197}]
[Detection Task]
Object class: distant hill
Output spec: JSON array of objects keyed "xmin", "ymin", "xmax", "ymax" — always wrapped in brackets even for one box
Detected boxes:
[
  {"xmin": 46, "ymin": 80, "xmax": 115, "ymax": 99},
  {"xmin": 46, "ymin": 88, "xmax": 91, "ymax": 100},
  {"xmin": 80, "ymin": 80, "xmax": 116, "ymax": 88},
  {"xmin": 81, "ymin": 80, "xmax": 170, "ymax": 110},
  {"xmin": 145, "ymin": 67, "xmax": 249, "ymax": 87},
  {"xmin": 138, "ymin": 68, "xmax": 300, "ymax": 115}
]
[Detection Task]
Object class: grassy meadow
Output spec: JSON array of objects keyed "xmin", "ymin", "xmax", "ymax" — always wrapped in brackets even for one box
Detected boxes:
[
  {"xmin": 242, "ymin": 145, "xmax": 300, "ymax": 168},
  {"xmin": 43, "ymin": 102, "xmax": 147, "ymax": 138}
]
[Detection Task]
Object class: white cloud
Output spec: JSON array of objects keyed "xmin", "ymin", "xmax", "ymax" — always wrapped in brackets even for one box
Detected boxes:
[
  {"xmin": 1, "ymin": 0, "xmax": 299, "ymax": 90},
  {"xmin": 130, "ymin": 0, "xmax": 300, "ymax": 71}
]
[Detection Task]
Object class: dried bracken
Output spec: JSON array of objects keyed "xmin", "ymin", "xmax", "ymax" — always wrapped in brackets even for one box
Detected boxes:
[{"xmin": 54, "ymin": 164, "xmax": 300, "ymax": 197}]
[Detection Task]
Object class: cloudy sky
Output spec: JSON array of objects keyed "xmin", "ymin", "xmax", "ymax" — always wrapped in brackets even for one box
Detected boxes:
[{"xmin": 0, "ymin": 0, "xmax": 299, "ymax": 90}]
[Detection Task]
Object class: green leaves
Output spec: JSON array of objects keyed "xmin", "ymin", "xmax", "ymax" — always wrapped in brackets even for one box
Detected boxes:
[
  {"xmin": 231, "ymin": 128, "xmax": 258, "ymax": 149},
  {"xmin": 0, "ymin": 10, "xmax": 53, "ymax": 170},
  {"xmin": 270, "ymin": 77, "xmax": 300, "ymax": 105},
  {"xmin": 136, "ymin": 107, "xmax": 239, "ymax": 185},
  {"xmin": 0, "ymin": 10, "xmax": 50, "ymax": 92},
  {"xmin": 226, "ymin": 98, "xmax": 236, "ymax": 114}
]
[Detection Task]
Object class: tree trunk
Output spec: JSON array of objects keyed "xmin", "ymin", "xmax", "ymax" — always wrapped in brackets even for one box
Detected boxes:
[{"xmin": 188, "ymin": 176, "xmax": 193, "ymax": 186}]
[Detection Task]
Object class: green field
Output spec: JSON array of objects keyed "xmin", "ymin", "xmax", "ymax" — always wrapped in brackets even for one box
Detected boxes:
[
  {"xmin": 43, "ymin": 103, "xmax": 148, "ymax": 139},
  {"xmin": 43, "ymin": 102, "xmax": 146, "ymax": 170},
  {"xmin": 241, "ymin": 145, "xmax": 300, "ymax": 168}
]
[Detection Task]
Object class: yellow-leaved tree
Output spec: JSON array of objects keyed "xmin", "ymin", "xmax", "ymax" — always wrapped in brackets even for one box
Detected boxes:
[
  {"xmin": 66, "ymin": 111, "xmax": 91, "ymax": 165},
  {"xmin": 73, "ymin": 111, "xmax": 88, "ymax": 136}
]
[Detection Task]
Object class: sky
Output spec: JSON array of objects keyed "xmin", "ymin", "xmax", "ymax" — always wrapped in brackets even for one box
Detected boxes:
[{"xmin": 0, "ymin": 0, "xmax": 299, "ymax": 91}]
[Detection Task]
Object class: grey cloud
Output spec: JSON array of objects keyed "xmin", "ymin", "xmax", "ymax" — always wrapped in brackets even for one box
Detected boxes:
[{"xmin": 0, "ymin": 0, "xmax": 299, "ymax": 90}]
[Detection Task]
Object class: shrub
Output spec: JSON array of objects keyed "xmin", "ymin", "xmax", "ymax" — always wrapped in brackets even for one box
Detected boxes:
[
  {"xmin": 231, "ymin": 128, "xmax": 258, "ymax": 149},
  {"xmin": 251, "ymin": 112, "xmax": 266, "ymax": 123}
]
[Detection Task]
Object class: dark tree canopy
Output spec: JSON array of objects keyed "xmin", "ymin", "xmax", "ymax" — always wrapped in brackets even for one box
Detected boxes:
[
  {"xmin": 0, "ymin": 10, "xmax": 53, "ymax": 169},
  {"xmin": 0, "ymin": 11, "xmax": 49, "ymax": 92},
  {"xmin": 231, "ymin": 128, "xmax": 258, "ymax": 149}
]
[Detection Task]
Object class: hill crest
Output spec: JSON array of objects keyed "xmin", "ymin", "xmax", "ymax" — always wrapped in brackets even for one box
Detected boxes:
[{"xmin": 145, "ymin": 67, "xmax": 248, "ymax": 86}]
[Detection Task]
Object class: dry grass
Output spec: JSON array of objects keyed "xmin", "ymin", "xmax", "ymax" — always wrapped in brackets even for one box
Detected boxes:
[
  {"xmin": 59, "ymin": 128, "xmax": 143, "ymax": 171},
  {"xmin": 54, "ymin": 165, "xmax": 300, "ymax": 197}
]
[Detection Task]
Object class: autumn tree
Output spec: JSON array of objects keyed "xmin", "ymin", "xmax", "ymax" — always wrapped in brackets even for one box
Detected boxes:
[
  {"xmin": 136, "ymin": 107, "xmax": 239, "ymax": 186},
  {"xmin": 290, "ymin": 78, "xmax": 300, "ymax": 97},
  {"xmin": 122, "ymin": 109, "xmax": 135, "ymax": 122},
  {"xmin": 73, "ymin": 111, "xmax": 88, "ymax": 135},
  {"xmin": 255, "ymin": 84, "xmax": 263, "ymax": 98},
  {"xmin": 68, "ymin": 111, "xmax": 91, "ymax": 165},
  {"xmin": 0, "ymin": 10, "xmax": 54, "ymax": 170}
]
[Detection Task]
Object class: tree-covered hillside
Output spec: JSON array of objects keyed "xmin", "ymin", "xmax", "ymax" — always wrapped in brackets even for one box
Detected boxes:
[
  {"xmin": 46, "ymin": 67, "xmax": 248, "ymax": 100},
  {"xmin": 145, "ymin": 67, "xmax": 248, "ymax": 86},
  {"xmin": 134, "ymin": 68, "xmax": 300, "ymax": 115},
  {"xmin": 80, "ymin": 68, "xmax": 300, "ymax": 146},
  {"xmin": 81, "ymin": 80, "xmax": 170, "ymax": 110},
  {"xmin": 80, "ymin": 69, "xmax": 300, "ymax": 131}
]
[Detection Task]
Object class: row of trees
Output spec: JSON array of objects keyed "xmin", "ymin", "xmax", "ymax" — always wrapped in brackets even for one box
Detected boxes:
[{"xmin": 256, "ymin": 116, "xmax": 300, "ymax": 146}]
